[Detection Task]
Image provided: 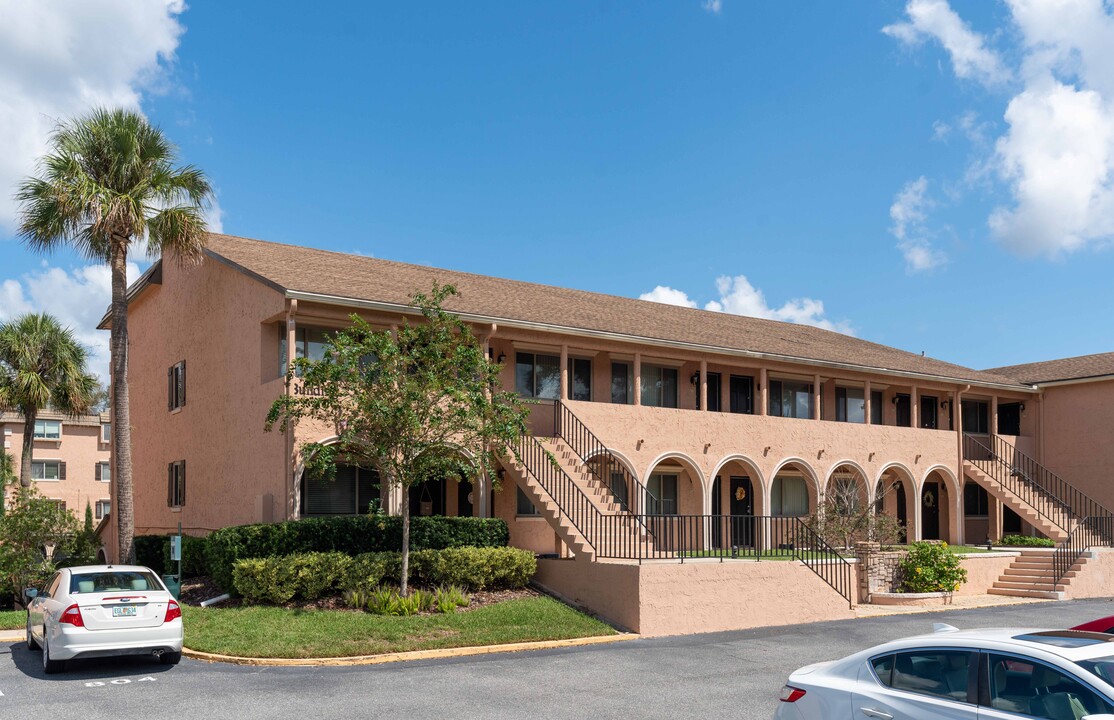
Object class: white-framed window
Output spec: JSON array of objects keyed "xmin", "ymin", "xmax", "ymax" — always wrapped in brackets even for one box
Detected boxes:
[
  {"xmin": 515, "ymin": 352, "xmax": 560, "ymax": 399},
  {"xmin": 516, "ymin": 487, "xmax": 540, "ymax": 517},
  {"xmin": 94, "ymin": 500, "xmax": 111, "ymax": 520},
  {"xmin": 95, "ymin": 462, "xmax": 111, "ymax": 483},
  {"xmin": 168, "ymin": 361, "xmax": 186, "ymax": 411},
  {"xmin": 647, "ymin": 473, "xmax": 679, "ymax": 515},
  {"xmin": 101, "ymin": 423, "xmax": 111, "ymax": 443},
  {"xmin": 167, "ymin": 460, "xmax": 185, "ymax": 507},
  {"xmin": 31, "ymin": 460, "xmax": 64, "ymax": 482},
  {"xmin": 33, "ymin": 419, "xmax": 62, "ymax": 439}
]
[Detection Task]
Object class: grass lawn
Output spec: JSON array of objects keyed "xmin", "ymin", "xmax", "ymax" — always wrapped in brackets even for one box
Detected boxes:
[
  {"xmin": 182, "ymin": 596, "xmax": 616, "ymax": 658},
  {"xmin": 0, "ymin": 610, "xmax": 24, "ymax": 631}
]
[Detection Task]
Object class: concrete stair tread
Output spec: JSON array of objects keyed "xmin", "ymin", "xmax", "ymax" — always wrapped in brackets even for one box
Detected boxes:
[{"xmin": 988, "ymin": 587, "xmax": 1064, "ymax": 600}]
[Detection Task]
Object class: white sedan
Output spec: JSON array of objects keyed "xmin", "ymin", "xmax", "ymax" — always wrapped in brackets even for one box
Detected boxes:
[
  {"xmin": 25, "ymin": 565, "xmax": 183, "ymax": 673},
  {"xmin": 776, "ymin": 624, "xmax": 1114, "ymax": 720}
]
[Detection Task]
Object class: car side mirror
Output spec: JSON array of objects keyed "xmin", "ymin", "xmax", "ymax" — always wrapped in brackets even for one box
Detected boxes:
[{"xmin": 23, "ymin": 588, "xmax": 38, "ymax": 603}]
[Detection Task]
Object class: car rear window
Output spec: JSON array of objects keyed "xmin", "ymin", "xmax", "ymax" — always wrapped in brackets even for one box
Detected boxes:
[
  {"xmin": 69, "ymin": 571, "xmax": 164, "ymax": 594},
  {"xmin": 1013, "ymin": 631, "xmax": 1114, "ymax": 648}
]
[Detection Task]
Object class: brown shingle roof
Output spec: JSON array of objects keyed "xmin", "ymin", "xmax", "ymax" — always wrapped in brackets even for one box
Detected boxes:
[
  {"xmin": 987, "ymin": 352, "xmax": 1114, "ymax": 384},
  {"xmin": 202, "ymin": 233, "xmax": 1026, "ymax": 389}
]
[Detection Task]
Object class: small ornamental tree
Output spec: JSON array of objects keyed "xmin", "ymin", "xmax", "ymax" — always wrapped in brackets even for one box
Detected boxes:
[
  {"xmin": 808, "ymin": 476, "xmax": 905, "ymax": 550},
  {"xmin": 0, "ymin": 486, "xmax": 78, "ymax": 605},
  {"xmin": 266, "ymin": 284, "xmax": 529, "ymax": 595}
]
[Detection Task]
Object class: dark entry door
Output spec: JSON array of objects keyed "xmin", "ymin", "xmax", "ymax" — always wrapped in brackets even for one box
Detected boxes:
[
  {"xmin": 896, "ymin": 482, "xmax": 908, "ymax": 543},
  {"xmin": 711, "ymin": 476, "xmax": 723, "ymax": 549},
  {"xmin": 730, "ymin": 476, "xmax": 755, "ymax": 548},
  {"xmin": 457, "ymin": 477, "xmax": 473, "ymax": 517},
  {"xmin": 921, "ymin": 482, "xmax": 940, "ymax": 540},
  {"xmin": 729, "ymin": 375, "xmax": 754, "ymax": 414},
  {"xmin": 410, "ymin": 477, "xmax": 446, "ymax": 517}
]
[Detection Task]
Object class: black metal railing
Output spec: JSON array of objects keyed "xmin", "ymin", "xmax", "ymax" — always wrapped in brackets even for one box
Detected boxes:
[
  {"xmin": 963, "ymin": 433, "xmax": 1114, "ymax": 538},
  {"xmin": 553, "ymin": 400, "xmax": 662, "ymax": 517},
  {"xmin": 1053, "ymin": 516, "xmax": 1114, "ymax": 587},
  {"xmin": 513, "ymin": 433, "xmax": 606, "ymax": 555}
]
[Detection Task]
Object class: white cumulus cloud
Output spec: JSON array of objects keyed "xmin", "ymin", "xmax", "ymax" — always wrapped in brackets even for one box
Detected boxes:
[
  {"xmin": 639, "ymin": 276, "xmax": 852, "ymax": 334},
  {"xmin": 702, "ymin": 0, "xmax": 723, "ymax": 15},
  {"xmin": 883, "ymin": 0, "xmax": 1011, "ymax": 86},
  {"xmin": 0, "ymin": 0, "xmax": 188, "ymax": 232},
  {"xmin": 890, "ymin": 176, "xmax": 947, "ymax": 272},
  {"xmin": 885, "ymin": 0, "xmax": 1114, "ymax": 258},
  {"xmin": 0, "ymin": 262, "xmax": 143, "ymax": 382}
]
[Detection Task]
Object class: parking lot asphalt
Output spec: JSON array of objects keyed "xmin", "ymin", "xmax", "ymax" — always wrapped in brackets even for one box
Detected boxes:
[{"xmin": 1, "ymin": 597, "xmax": 1110, "ymax": 720}]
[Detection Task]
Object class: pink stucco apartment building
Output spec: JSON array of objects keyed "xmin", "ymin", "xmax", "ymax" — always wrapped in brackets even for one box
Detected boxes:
[
  {"xmin": 2, "ymin": 409, "xmax": 112, "ymax": 522},
  {"xmin": 97, "ymin": 233, "xmax": 1114, "ymax": 633}
]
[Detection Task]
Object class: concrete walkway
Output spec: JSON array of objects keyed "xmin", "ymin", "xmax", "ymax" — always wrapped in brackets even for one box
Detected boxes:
[{"xmin": 854, "ymin": 592, "xmax": 1047, "ymax": 618}]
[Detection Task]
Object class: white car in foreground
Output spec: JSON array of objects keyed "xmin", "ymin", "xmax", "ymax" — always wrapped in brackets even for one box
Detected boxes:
[
  {"xmin": 776, "ymin": 624, "xmax": 1114, "ymax": 720},
  {"xmin": 25, "ymin": 565, "xmax": 183, "ymax": 673}
]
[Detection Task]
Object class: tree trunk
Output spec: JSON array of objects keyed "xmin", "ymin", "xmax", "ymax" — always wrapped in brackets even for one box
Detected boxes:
[
  {"xmin": 400, "ymin": 484, "xmax": 410, "ymax": 596},
  {"xmin": 110, "ymin": 243, "xmax": 135, "ymax": 564},
  {"xmin": 19, "ymin": 409, "xmax": 36, "ymax": 488}
]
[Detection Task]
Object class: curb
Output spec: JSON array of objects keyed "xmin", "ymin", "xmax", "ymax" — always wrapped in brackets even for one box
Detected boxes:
[
  {"xmin": 0, "ymin": 632, "xmax": 22, "ymax": 643},
  {"xmin": 182, "ymin": 633, "xmax": 637, "ymax": 667}
]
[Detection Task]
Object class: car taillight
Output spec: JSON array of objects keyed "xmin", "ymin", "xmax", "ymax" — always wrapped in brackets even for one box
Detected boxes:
[
  {"xmin": 779, "ymin": 686, "xmax": 806, "ymax": 703},
  {"xmin": 164, "ymin": 599, "xmax": 181, "ymax": 623},
  {"xmin": 59, "ymin": 603, "xmax": 85, "ymax": 627}
]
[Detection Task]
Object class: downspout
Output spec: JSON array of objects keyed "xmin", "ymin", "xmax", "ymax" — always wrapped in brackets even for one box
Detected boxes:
[{"xmin": 285, "ymin": 299, "xmax": 298, "ymax": 521}]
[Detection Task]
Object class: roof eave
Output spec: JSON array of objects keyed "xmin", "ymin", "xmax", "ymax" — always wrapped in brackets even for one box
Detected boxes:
[
  {"xmin": 96, "ymin": 261, "xmax": 164, "ymax": 330},
  {"xmin": 284, "ymin": 289, "xmax": 1035, "ymax": 394}
]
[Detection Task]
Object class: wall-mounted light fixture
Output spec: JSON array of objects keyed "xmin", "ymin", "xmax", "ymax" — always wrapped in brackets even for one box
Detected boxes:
[
  {"xmin": 940, "ymin": 400, "xmax": 950, "ymax": 411},
  {"xmin": 496, "ymin": 468, "xmax": 505, "ymax": 482},
  {"xmin": 690, "ymin": 372, "xmax": 701, "ymax": 386},
  {"xmin": 892, "ymin": 396, "xmax": 900, "ymax": 405},
  {"xmin": 1019, "ymin": 402, "xmax": 1026, "ymax": 412},
  {"xmin": 497, "ymin": 352, "xmax": 506, "ymax": 364}
]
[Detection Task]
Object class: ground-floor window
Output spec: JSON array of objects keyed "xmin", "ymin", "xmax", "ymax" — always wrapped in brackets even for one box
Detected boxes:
[
  {"xmin": 964, "ymin": 482, "xmax": 989, "ymax": 516},
  {"xmin": 302, "ymin": 464, "xmax": 379, "ymax": 516},
  {"xmin": 647, "ymin": 473, "xmax": 678, "ymax": 515},
  {"xmin": 771, "ymin": 475, "xmax": 809, "ymax": 516},
  {"xmin": 516, "ymin": 487, "xmax": 539, "ymax": 516},
  {"xmin": 95, "ymin": 499, "xmax": 111, "ymax": 520}
]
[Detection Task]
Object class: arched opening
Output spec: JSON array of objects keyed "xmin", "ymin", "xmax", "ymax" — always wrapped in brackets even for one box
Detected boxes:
[
  {"xmin": 710, "ymin": 457, "xmax": 765, "ymax": 550},
  {"xmin": 875, "ymin": 464, "xmax": 917, "ymax": 544},
  {"xmin": 408, "ymin": 451, "xmax": 479, "ymax": 518},
  {"xmin": 922, "ymin": 467, "xmax": 961, "ymax": 543},
  {"xmin": 813, "ymin": 463, "xmax": 871, "ymax": 550},
  {"xmin": 769, "ymin": 460, "xmax": 819, "ymax": 518},
  {"xmin": 644, "ymin": 454, "xmax": 706, "ymax": 554},
  {"xmin": 301, "ymin": 460, "xmax": 381, "ymax": 517},
  {"xmin": 585, "ymin": 450, "xmax": 639, "ymax": 513}
]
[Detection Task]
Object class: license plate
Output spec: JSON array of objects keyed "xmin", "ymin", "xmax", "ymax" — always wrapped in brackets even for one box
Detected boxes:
[{"xmin": 112, "ymin": 606, "xmax": 137, "ymax": 618}]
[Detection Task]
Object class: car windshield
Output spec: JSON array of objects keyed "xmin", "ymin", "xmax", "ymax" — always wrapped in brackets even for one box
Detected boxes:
[
  {"xmin": 69, "ymin": 571, "xmax": 164, "ymax": 594},
  {"xmin": 1076, "ymin": 655, "xmax": 1114, "ymax": 685}
]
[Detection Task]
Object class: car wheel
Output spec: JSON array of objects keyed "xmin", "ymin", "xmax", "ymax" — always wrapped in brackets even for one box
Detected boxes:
[
  {"xmin": 42, "ymin": 630, "xmax": 64, "ymax": 674},
  {"xmin": 159, "ymin": 651, "xmax": 181, "ymax": 666},
  {"xmin": 25, "ymin": 615, "xmax": 39, "ymax": 651}
]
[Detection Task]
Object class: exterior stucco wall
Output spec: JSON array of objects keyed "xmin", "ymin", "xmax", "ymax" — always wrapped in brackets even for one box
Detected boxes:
[
  {"xmin": 536, "ymin": 557, "xmax": 856, "ymax": 636},
  {"xmin": 123, "ymin": 257, "xmax": 287, "ymax": 548},
  {"xmin": 493, "ymin": 478, "xmax": 566, "ymax": 556},
  {"xmin": 954, "ymin": 553, "xmax": 1020, "ymax": 596},
  {"xmin": 1040, "ymin": 380, "xmax": 1114, "ymax": 512},
  {"xmin": 1064, "ymin": 549, "xmax": 1114, "ymax": 600},
  {"xmin": 1, "ymin": 413, "xmax": 110, "ymax": 518}
]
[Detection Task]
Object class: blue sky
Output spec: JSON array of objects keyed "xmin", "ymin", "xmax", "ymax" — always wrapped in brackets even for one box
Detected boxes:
[{"xmin": 2, "ymin": 1, "xmax": 1113, "ymax": 379}]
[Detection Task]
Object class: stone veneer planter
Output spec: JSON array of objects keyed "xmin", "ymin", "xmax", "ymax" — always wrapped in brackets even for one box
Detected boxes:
[{"xmin": 871, "ymin": 591, "xmax": 954, "ymax": 607}]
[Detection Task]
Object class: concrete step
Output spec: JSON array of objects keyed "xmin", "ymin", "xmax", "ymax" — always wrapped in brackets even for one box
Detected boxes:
[
  {"xmin": 988, "ymin": 587, "xmax": 1064, "ymax": 600},
  {"xmin": 994, "ymin": 580, "xmax": 1068, "ymax": 592},
  {"xmin": 1004, "ymin": 568, "xmax": 1079, "ymax": 579}
]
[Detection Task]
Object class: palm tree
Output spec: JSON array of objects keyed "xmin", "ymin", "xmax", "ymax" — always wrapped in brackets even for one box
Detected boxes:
[
  {"xmin": 16, "ymin": 108, "xmax": 214, "ymax": 563},
  {"xmin": 0, "ymin": 313, "xmax": 97, "ymax": 488}
]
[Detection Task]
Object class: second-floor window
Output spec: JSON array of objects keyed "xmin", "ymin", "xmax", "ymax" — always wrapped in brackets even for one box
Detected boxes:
[
  {"xmin": 33, "ymin": 419, "xmax": 62, "ymax": 439},
  {"xmin": 515, "ymin": 352, "xmax": 559, "ymax": 399},
  {"xmin": 769, "ymin": 379, "xmax": 813, "ymax": 419},
  {"xmin": 962, "ymin": 400, "xmax": 989, "ymax": 434},
  {"xmin": 836, "ymin": 387, "xmax": 866, "ymax": 423},
  {"xmin": 568, "ymin": 358, "xmax": 592, "ymax": 401},
  {"xmin": 101, "ymin": 423, "xmax": 111, "ymax": 443},
  {"xmin": 611, "ymin": 362, "xmax": 632, "ymax": 404},
  {"xmin": 641, "ymin": 365, "xmax": 678, "ymax": 408},
  {"xmin": 167, "ymin": 460, "xmax": 186, "ymax": 507},
  {"xmin": 32, "ymin": 460, "xmax": 64, "ymax": 481},
  {"xmin": 95, "ymin": 462, "xmax": 111, "ymax": 483},
  {"xmin": 168, "ymin": 361, "xmax": 186, "ymax": 411}
]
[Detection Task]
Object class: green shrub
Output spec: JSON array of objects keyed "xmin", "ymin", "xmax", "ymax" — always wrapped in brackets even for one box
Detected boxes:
[
  {"xmin": 411, "ymin": 547, "xmax": 536, "ymax": 590},
  {"xmin": 232, "ymin": 552, "xmax": 353, "ymax": 604},
  {"xmin": 135, "ymin": 535, "xmax": 169, "ymax": 575},
  {"xmin": 135, "ymin": 534, "xmax": 210, "ymax": 578},
  {"xmin": 345, "ymin": 552, "xmax": 403, "ymax": 593},
  {"xmin": 433, "ymin": 585, "xmax": 470, "ymax": 614},
  {"xmin": 206, "ymin": 516, "xmax": 509, "ymax": 591},
  {"xmin": 899, "ymin": 542, "xmax": 969, "ymax": 593},
  {"xmin": 998, "ymin": 534, "xmax": 1055, "ymax": 548}
]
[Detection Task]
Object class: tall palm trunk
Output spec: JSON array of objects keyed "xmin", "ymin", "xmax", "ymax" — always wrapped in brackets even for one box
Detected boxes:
[
  {"xmin": 110, "ymin": 243, "xmax": 135, "ymax": 563},
  {"xmin": 19, "ymin": 409, "xmax": 36, "ymax": 488}
]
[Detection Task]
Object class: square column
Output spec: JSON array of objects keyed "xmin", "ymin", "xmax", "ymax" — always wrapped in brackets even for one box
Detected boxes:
[
  {"xmin": 633, "ymin": 353, "xmax": 642, "ymax": 406},
  {"xmin": 911, "ymin": 385, "xmax": 919, "ymax": 429},
  {"xmin": 813, "ymin": 374, "xmax": 821, "ymax": 420},
  {"xmin": 699, "ymin": 359, "xmax": 708, "ymax": 411},
  {"xmin": 759, "ymin": 368, "xmax": 768, "ymax": 415},
  {"xmin": 559, "ymin": 344, "xmax": 569, "ymax": 400},
  {"xmin": 864, "ymin": 380, "xmax": 872, "ymax": 425}
]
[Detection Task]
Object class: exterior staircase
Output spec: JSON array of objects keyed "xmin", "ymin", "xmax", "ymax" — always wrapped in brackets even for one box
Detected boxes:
[
  {"xmin": 988, "ymin": 548, "xmax": 1087, "ymax": 600},
  {"xmin": 962, "ymin": 433, "xmax": 1114, "ymax": 599},
  {"xmin": 503, "ymin": 434, "xmax": 655, "ymax": 561}
]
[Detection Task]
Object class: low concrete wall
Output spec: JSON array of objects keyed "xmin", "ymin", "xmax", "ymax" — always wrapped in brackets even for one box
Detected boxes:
[
  {"xmin": 872, "ymin": 592, "xmax": 954, "ymax": 607},
  {"xmin": 1066, "ymin": 549, "xmax": 1114, "ymax": 600},
  {"xmin": 955, "ymin": 553, "xmax": 1019, "ymax": 597},
  {"xmin": 536, "ymin": 557, "xmax": 855, "ymax": 636}
]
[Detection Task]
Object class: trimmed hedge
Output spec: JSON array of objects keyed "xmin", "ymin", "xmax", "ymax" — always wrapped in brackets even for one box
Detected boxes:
[
  {"xmin": 231, "ymin": 547, "xmax": 536, "ymax": 604},
  {"xmin": 133, "ymin": 534, "xmax": 209, "ymax": 578},
  {"xmin": 208, "ymin": 516, "xmax": 509, "ymax": 591},
  {"xmin": 998, "ymin": 534, "xmax": 1056, "ymax": 548}
]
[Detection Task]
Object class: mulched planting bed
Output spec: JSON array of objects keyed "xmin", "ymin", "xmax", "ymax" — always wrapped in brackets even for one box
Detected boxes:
[{"xmin": 179, "ymin": 576, "xmax": 541, "ymax": 615}]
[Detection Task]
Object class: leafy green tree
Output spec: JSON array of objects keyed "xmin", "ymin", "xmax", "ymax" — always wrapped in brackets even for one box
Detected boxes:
[
  {"xmin": 0, "ymin": 313, "xmax": 97, "ymax": 487},
  {"xmin": 0, "ymin": 486, "xmax": 78, "ymax": 606},
  {"xmin": 17, "ymin": 108, "xmax": 214, "ymax": 563},
  {"xmin": 266, "ymin": 284, "xmax": 529, "ymax": 594}
]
